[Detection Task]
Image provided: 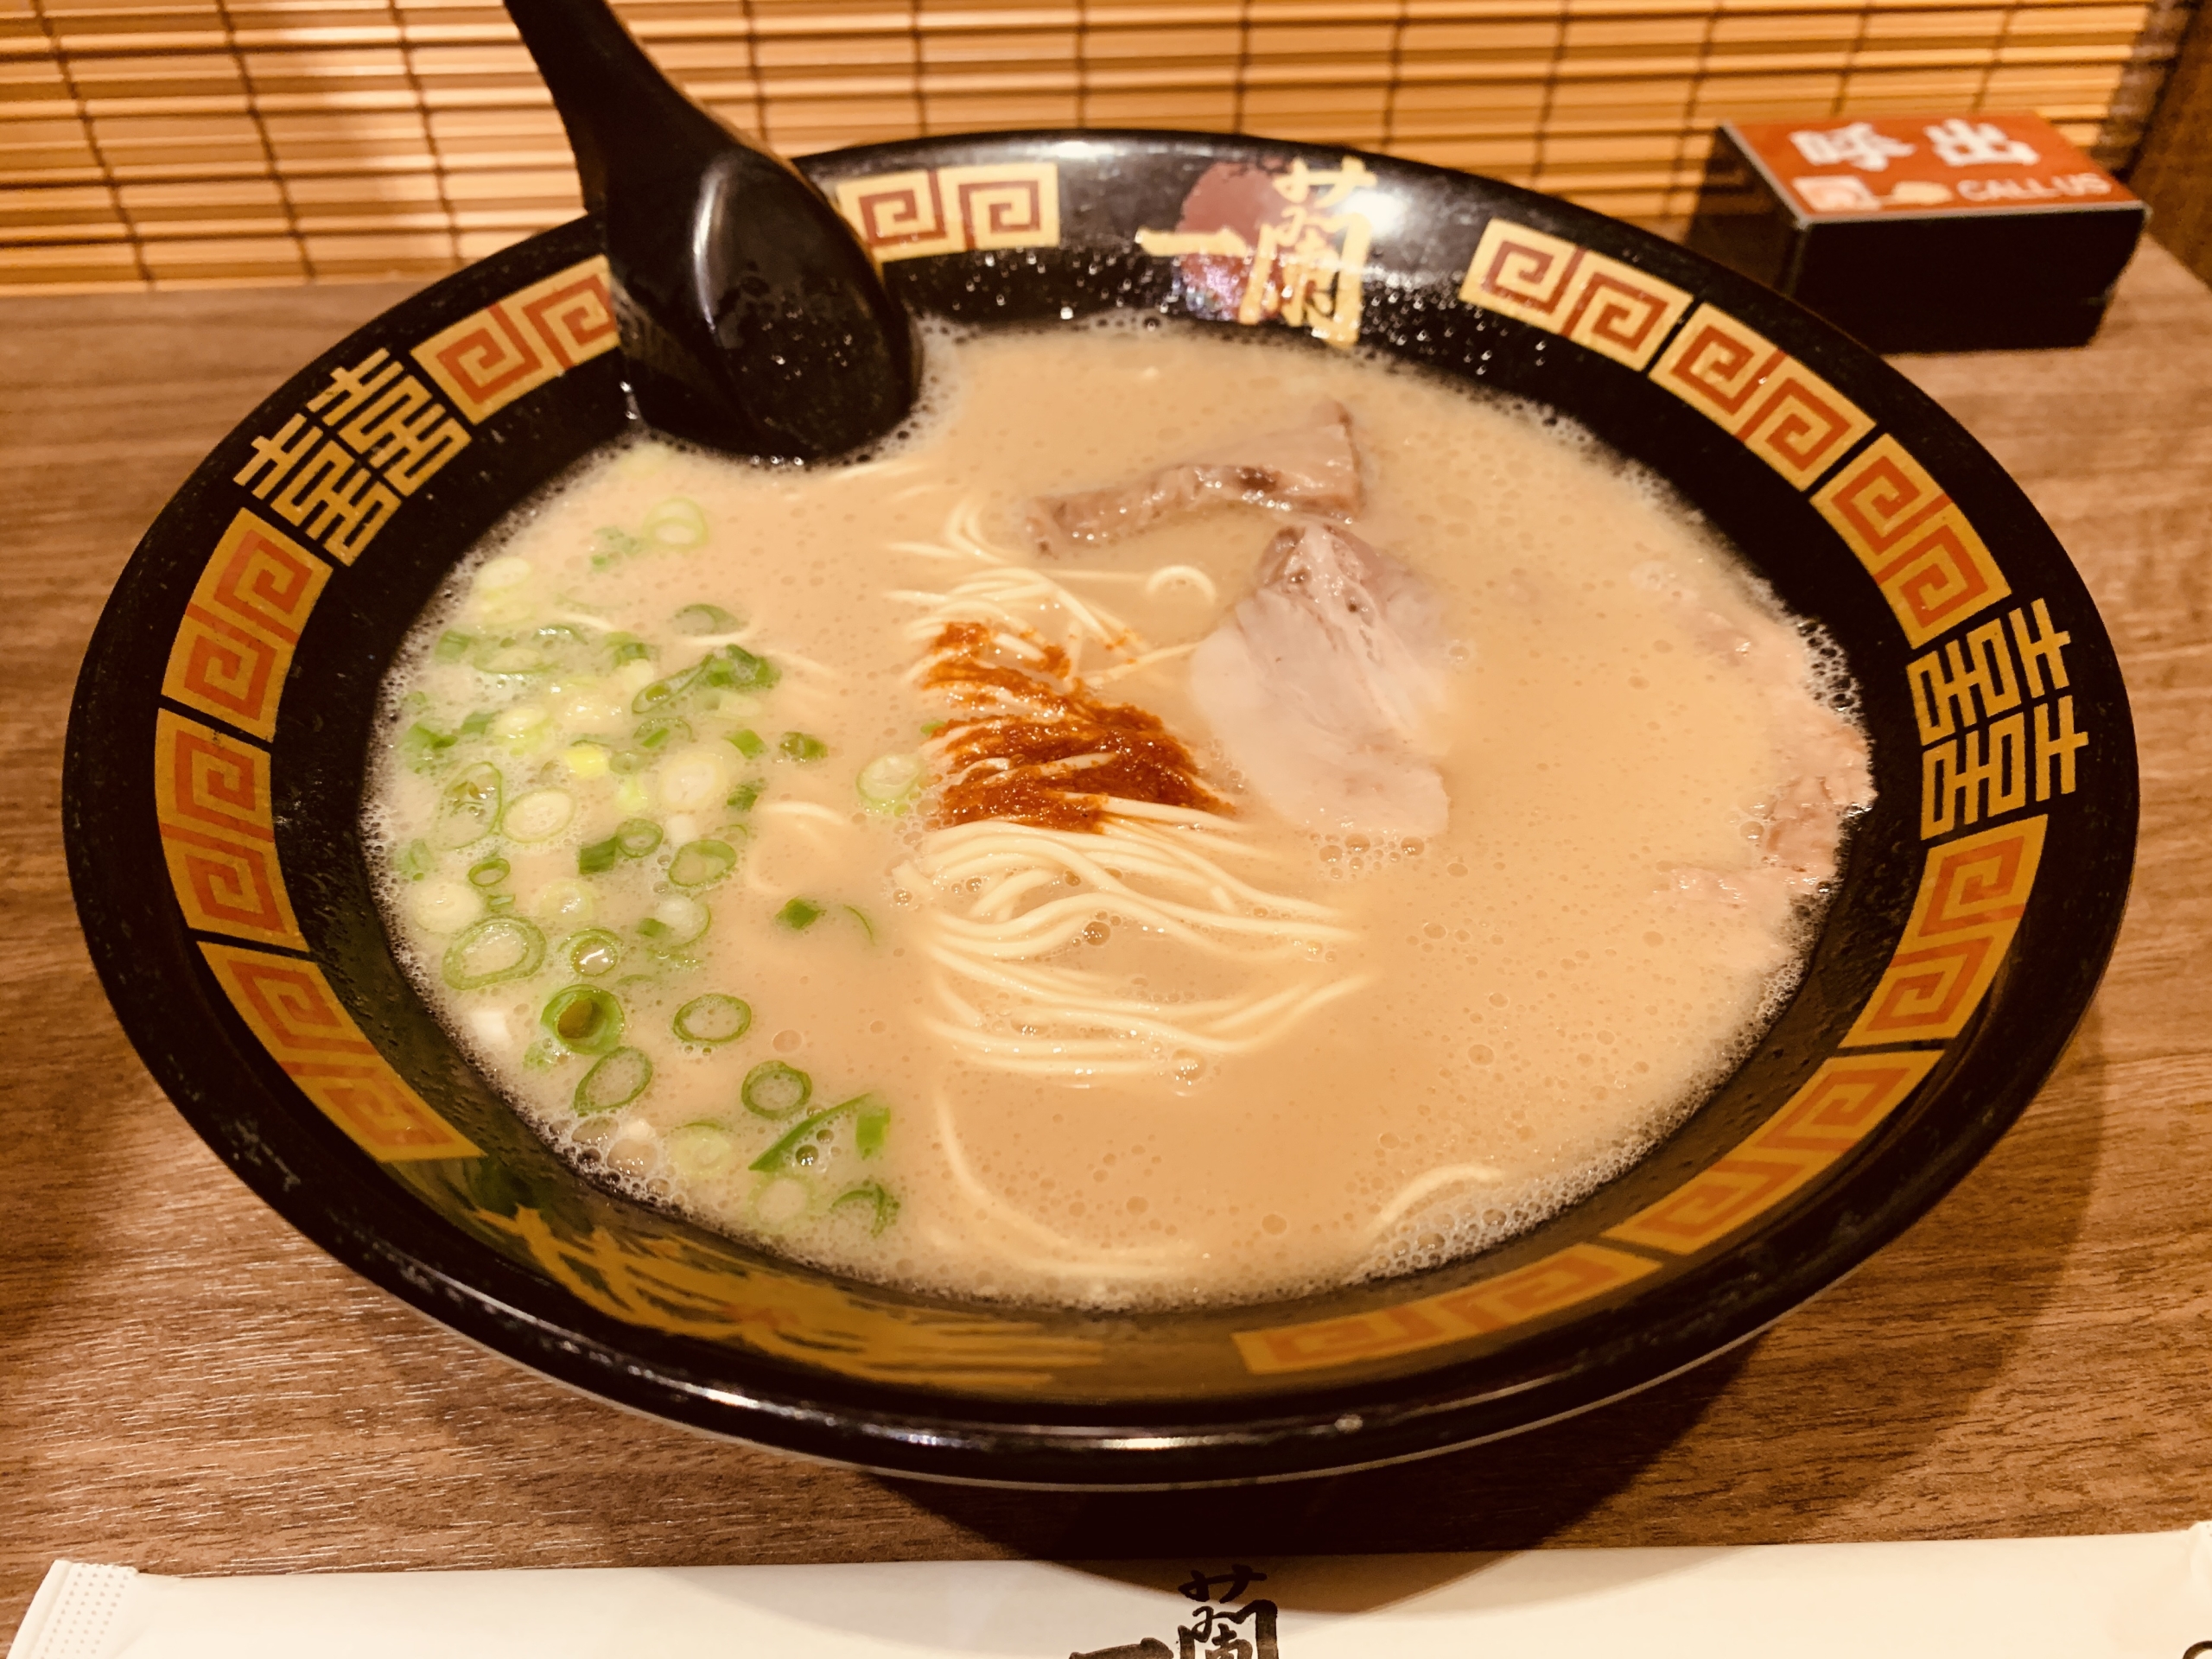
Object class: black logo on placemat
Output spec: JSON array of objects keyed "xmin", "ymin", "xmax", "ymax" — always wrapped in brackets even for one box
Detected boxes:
[{"xmin": 1070, "ymin": 1565, "xmax": 1280, "ymax": 1659}]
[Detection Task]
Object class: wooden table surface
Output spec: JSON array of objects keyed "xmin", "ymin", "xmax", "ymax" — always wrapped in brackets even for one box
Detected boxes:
[{"xmin": 7, "ymin": 242, "xmax": 2212, "ymax": 1643}]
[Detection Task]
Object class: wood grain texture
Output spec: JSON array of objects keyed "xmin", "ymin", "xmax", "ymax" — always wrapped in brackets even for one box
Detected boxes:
[{"xmin": 6, "ymin": 248, "xmax": 2212, "ymax": 1643}]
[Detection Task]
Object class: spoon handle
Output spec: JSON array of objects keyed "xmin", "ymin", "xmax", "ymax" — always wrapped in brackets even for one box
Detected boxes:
[{"xmin": 504, "ymin": 0, "xmax": 728, "ymax": 212}]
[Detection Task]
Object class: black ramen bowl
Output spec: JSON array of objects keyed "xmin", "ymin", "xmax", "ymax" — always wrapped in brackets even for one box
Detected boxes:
[{"xmin": 66, "ymin": 130, "xmax": 2134, "ymax": 1487}]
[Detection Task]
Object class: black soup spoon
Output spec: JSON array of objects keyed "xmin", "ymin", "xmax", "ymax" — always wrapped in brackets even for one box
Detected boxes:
[{"xmin": 504, "ymin": 0, "xmax": 921, "ymax": 461}]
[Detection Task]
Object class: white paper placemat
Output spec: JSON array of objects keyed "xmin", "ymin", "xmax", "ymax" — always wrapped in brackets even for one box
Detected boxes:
[{"xmin": 15, "ymin": 1526, "xmax": 2212, "ymax": 1658}]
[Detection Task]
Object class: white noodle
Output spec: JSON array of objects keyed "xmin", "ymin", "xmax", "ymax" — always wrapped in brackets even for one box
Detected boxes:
[{"xmin": 883, "ymin": 495, "xmax": 1361, "ymax": 1079}]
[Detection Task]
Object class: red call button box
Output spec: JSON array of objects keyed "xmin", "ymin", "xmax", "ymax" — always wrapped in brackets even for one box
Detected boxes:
[
  {"xmin": 1733, "ymin": 112, "xmax": 2135, "ymax": 219},
  {"xmin": 1689, "ymin": 113, "xmax": 2146, "ymax": 351}
]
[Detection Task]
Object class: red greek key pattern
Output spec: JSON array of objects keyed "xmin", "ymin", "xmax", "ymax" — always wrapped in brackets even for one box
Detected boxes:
[
  {"xmin": 200, "ymin": 942, "xmax": 480, "ymax": 1161},
  {"xmin": 160, "ymin": 510, "xmax": 330, "ymax": 741},
  {"xmin": 1457, "ymin": 219, "xmax": 1691, "ymax": 371},
  {"xmin": 154, "ymin": 710, "xmax": 305, "ymax": 950},
  {"xmin": 834, "ymin": 162, "xmax": 1060, "ymax": 263},
  {"xmin": 1815, "ymin": 435, "xmax": 2013, "ymax": 647},
  {"xmin": 410, "ymin": 256, "xmax": 618, "ymax": 424},
  {"xmin": 1605, "ymin": 1052, "xmax": 1942, "ymax": 1255},
  {"xmin": 836, "ymin": 169, "xmax": 961, "ymax": 258},
  {"xmin": 1650, "ymin": 304, "xmax": 1874, "ymax": 489},
  {"xmin": 1234, "ymin": 1243, "xmax": 1658, "ymax": 1376},
  {"xmin": 944, "ymin": 162, "xmax": 1059, "ymax": 251},
  {"xmin": 1846, "ymin": 815, "xmax": 2047, "ymax": 1046}
]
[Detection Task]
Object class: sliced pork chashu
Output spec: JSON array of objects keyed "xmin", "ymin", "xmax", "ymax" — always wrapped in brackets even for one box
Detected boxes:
[
  {"xmin": 1036, "ymin": 401, "xmax": 1361, "ymax": 546},
  {"xmin": 1189, "ymin": 520, "xmax": 1454, "ymax": 839}
]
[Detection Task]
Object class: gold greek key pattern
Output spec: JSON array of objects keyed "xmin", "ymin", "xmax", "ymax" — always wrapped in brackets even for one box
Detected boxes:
[
  {"xmin": 1452, "ymin": 226, "xmax": 2020, "ymax": 652},
  {"xmin": 159, "ymin": 509, "xmax": 331, "ymax": 741},
  {"xmin": 1815, "ymin": 435, "xmax": 2013, "ymax": 647},
  {"xmin": 1605, "ymin": 1051, "xmax": 1942, "ymax": 1254},
  {"xmin": 1457, "ymin": 219, "xmax": 1692, "ymax": 371},
  {"xmin": 199, "ymin": 942, "xmax": 480, "ymax": 1162},
  {"xmin": 1650, "ymin": 303, "xmax": 1875, "ymax": 488},
  {"xmin": 474, "ymin": 1207, "xmax": 1102, "ymax": 1387},
  {"xmin": 1846, "ymin": 815, "xmax": 2047, "ymax": 1046},
  {"xmin": 411, "ymin": 255, "xmax": 619, "ymax": 424},
  {"xmin": 1234, "ymin": 1243, "xmax": 1658, "ymax": 1376},
  {"xmin": 833, "ymin": 162, "xmax": 1060, "ymax": 263},
  {"xmin": 154, "ymin": 710, "xmax": 305, "ymax": 950}
]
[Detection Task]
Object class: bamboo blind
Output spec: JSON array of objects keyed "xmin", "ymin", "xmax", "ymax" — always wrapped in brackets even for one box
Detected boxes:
[{"xmin": 2, "ymin": 0, "xmax": 2194, "ymax": 293}]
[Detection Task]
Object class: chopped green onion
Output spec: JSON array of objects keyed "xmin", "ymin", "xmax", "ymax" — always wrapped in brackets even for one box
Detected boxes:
[
  {"xmin": 674, "ymin": 993, "xmax": 752, "ymax": 1045},
  {"xmin": 540, "ymin": 983, "xmax": 625, "ymax": 1055},
  {"xmin": 393, "ymin": 839, "xmax": 434, "ymax": 881},
  {"xmin": 434, "ymin": 630, "xmax": 474, "ymax": 664},
  {"xmin": 574, "ymin": 1046, "xmax": 652, "ymax": 1113},
  {"xmin": 699, "ymin": 644, "xmax": 778, "ymax": 692},
  {"xmin": 749, "ymin": 1105, "xmax": 836, "ymax": 1167},
  {"xmin": 644, "ymin": 497, "xmax": 709, "ymax": 549},
  {"xmin": 724, "ymin": 780, "xmax": 763, "ymax": 813},
  {"xmin": 577, "ymin": 836, "xmax": 622, "ymax": 874},
  {"xmin": 637, "ymin": 894, "xmax": 709, "ymax": 948},
  {"xmin": 459, "ymin": 709, "xmax": 494, "ymax": 738},
  {"xmin": 855, "ymin": 752, "xmax": 923, "ymax": 811},
  {"xmin": 634, "ymin": 645, "xmax": 778, "ymax": 715},
  {"xmin": 920, "ymin": 720, "xmax": 945, "ymax": 738},
  {"xmin": 474, "ymin": 555, "xmax": 532, "ymax": 595},
  {"xmin": 749, "ymin": 1092, "xmax": 886, "ymax": 1172},
  {"xmin": 442, "ymin": 915, "xmax": 545, "ymax": 988},
  {"xmin": 658, "ymin": 745, "xmax": 735, "ymax": 811},
  {"xmin": 748, "ymin": 1174, "xmax": 813, "ymax": 1231},
  {"xmin": 467, "ymin": 855, "xmax": 510, "ymax": 888},
  {"xmin": 741, "ymin": 1059, "xmax": 811, "ymax": 1120},
  {"xmin": 590, "ymin": 526, "xmax": 644, "ymax": 569},
  {"xmin": 531, "ymin": 879, "xmax": 597, "ymax": 929},
  {"xmin": 841, "ymin": 905, "xmax": 876, "ymax": 944},
  {"xmin": 666, "ymin": 1122, "xmax": 737, "ymax": 1178},
  {"xmin": 565, "ymin": 928, "xmax": 622, "ymax": 976},
  {"xmin": 409, "ymin": 878, "xmax": 479, "ymax": 934},
  {"xmin": 633, "ymin": 714, "xmax": 691, "ymax": 751},
  {"xmin": 632, "ymin": 664, "xmax": 701, "ymax": 715},
  {"xmin": 779, "ymin": 731, "xmax": 829, "ymax": 763},
  {"xmin": 488, "ymin": 704, "xmax": 550, "ymax": 748},
  {"xmin": 429, "ymin": 762, "xmax": 503, "ymax": 850},
  {"xmin": 399, "ymin": 721, "xmax": 456, "ymax": 772},
  {"xmin": 672, "ymin": 603, "xmax": 738, "ymax": 634},
  {"xmin": 615, "ymin": 818, "xmax": 663, "ymax": 857},
  {"xmin": 563, "ymin": 743, "xmax": 612, "ymax": 780},
  {"xmin": 831, "ymin": 1179, "xmax": 899, "ymax": 1235},
  {"xmin": 476, "ymin": 639, "xmax": 553, "ymax": 677},
  {"xmin": 728, "ymin": 728, "xmax": 766, "ymax": 759},
  {"xmin": 604, "ymin": 631, "xmax": 652, "ymax": 667},
  {"xmin": 607, "ymin": 747, "xmax": 650, "ymax": 775},
  {"xmin": 668, "ymin": 838, "xmax": 737, "ymax": 887},
  {"xmin": 776, "ymin": 897, "xmax": 823, "ymax": 931},
  {"xmin": 502, "ymin": 786, "xmax": 575, "ymax": 843},
  {"xmin": 486, "ymin": 893, "xmax": 515, "ymax": 912},
  {"xmin": 855, "ymin": 1100, "xmax": 889, "ymax": 1157}
]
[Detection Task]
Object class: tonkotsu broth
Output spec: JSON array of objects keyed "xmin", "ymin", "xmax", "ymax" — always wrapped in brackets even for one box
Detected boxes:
[{"xmin": 366, "ymin": 322, "xmax": 1868, "ymax": 1310}]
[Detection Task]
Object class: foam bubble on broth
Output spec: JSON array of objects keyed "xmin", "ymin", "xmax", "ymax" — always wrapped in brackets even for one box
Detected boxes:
[{"xmin": 363, "ymin": 319, "xmax": 1870, "ymax": 1312}]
